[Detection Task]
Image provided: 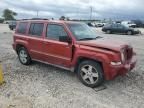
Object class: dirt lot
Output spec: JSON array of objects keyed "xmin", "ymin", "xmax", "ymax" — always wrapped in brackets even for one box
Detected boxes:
[{"xmin": 0, "ymin": 24, "xmax": 144, "ymax": 108}]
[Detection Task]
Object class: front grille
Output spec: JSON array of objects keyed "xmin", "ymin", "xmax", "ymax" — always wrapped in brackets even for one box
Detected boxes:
[{"xmin": 124, "ymin": 47, "xmax": 133, "ymax": 60}]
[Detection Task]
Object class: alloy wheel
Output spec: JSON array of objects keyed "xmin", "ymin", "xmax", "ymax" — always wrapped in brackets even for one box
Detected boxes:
[
  {"xmin": 19, "ymin": 49, "xmax": 28, "ymax": 64},
  {"xmin": 80, "ymin": 65, "xmax": 99, "ymax": 84}
]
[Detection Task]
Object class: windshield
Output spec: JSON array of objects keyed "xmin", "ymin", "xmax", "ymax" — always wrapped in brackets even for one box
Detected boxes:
[
  {"xmin": 128, "ymin": 21, "xmax": 134, "ymax": 24},
  {"xmin": 67, "ymin": 23, "xmax": 97, "ymax": 41}
]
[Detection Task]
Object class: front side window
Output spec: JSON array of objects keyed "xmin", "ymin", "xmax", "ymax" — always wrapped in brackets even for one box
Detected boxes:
[
  {"xmin": 29, "ymin": 23, "xmax": 44, "ymax": 36},
  {"xmin": 117, "ymin": 24, "xmax": 123, "ymax": 28},
  {"xmin": 46, "ymin": 24, "xmax": 68, "ymax": 40},
  {"xmin": 17, "ymin": 22, "xmax": 28, "ymax": 34}
]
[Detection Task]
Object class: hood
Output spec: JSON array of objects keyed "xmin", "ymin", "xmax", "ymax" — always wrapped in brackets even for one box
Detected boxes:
[{"xmin": 76, "ymin": 38, "xmax": 129, "ymax": 52}]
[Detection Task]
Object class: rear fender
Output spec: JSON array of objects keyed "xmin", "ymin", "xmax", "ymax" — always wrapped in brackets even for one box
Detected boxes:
[{"xmin": 15, "ymin": 39, "xmax": 29, "ymax": 52}]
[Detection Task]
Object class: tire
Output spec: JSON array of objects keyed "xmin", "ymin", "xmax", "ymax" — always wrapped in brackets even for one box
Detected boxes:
[
  {"xmin": 127, "ymin": 31, "xmax": 133, "ymax": 35},
  {"xmin": 77, "ymin": 60, "xmax": 104, "ymax": 88},
  {"xmin": 106, "ymin": 30, "xmax": 111, "ymax": 34},
  {"xmin": 18, "ymin": 47, "xmax": 31, "ymax": 65}
]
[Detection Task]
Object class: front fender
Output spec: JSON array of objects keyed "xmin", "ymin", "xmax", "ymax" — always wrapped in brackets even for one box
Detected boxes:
[{"xmin": 71, "ymin": 48, "xmax": 117, "ymax": 80}]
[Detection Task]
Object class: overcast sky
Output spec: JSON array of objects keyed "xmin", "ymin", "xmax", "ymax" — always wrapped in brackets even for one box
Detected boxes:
[{"xmin": 0, "ymin": 0, "xmax": 144, "ymax": 20}]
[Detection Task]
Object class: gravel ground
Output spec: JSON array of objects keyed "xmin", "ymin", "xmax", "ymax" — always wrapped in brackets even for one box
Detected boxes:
[{"xmin": 0, "ymin": 24, "xmax": 144, "ymax": 108}]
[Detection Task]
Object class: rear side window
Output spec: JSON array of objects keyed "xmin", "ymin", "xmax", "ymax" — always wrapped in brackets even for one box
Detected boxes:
[
  {"xmin": 17, "ymin": 22, "xmax": 28, "ymax": 34},
  {"xmin": 29, "ymin": 23, "xmax": 44, "ymax": 36},
  {"xmin": 112, "ymin": 24, "xmax": 117, "ymax": 28}
]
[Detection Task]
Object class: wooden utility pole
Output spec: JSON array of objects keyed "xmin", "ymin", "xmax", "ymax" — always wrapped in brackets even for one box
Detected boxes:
[
  {"xmin": 90, "ymin": 6, "xmax": 92, "ymax": 20},
  {"xmin": 36, "ymin": 10, "xmax": 39, "ymax": 17}
]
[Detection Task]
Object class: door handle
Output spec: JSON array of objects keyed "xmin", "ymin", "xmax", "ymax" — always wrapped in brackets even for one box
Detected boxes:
[
  {"xmin": 44, "ymin": 42, "xmax": 51, "ymax": 45},
  {"xmin": 65, "ymin": 46, "xmax": 71, "ymax": 48}
]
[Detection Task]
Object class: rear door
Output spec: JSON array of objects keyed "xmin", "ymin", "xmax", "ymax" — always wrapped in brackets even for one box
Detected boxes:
[
  {"xmin": 15, "ymin": 22, "xmax": 28, "ymax": 49},
  {"xmin": 27, "ymin": 22, "xmax": 45, "ymax": 61},
  {"xmin": 43, "ymin": 23, "xmax": 72, "ymax": 67}
]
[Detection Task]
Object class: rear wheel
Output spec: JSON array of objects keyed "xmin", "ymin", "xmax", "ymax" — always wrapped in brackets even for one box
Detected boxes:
[
  {"xmin": 106, "ymin": 30, "xmax": 111, "ymax": 34},
  {"xmin": 77, "ymin": 60, "xmax": 104, "ymax": 88},
  {"xmin": 18, "ymin": 47, "xmax": 31, "ymax": 65}
]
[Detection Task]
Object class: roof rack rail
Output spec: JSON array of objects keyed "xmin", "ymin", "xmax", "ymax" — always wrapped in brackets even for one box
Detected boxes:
[
  {"xmin": 31, "ymin": 18, "xmax": 49, "ymax": 20},
  {"xmin": 21, "ymin": 18, "xmax": 49, "ymax": 20}
]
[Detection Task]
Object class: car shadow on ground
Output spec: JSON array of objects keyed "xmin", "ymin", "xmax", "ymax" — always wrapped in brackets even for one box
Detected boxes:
[
  {"xmin": 103, "ymin": 33, "xmax": 143, "ymax": 36},
  {"xmin": 8, "ymin": 57, "xmax": 143, "ymax": 92},
  {"xmin": 31, "ymin": 61, "xmax": 76, "ymax": 76},
  {"xmin": 28, "ymin": 60, "xmax": 141, "ymax": 90}
]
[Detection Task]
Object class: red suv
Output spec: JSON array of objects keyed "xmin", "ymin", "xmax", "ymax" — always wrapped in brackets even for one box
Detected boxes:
[{"xmin": 12, "ymin": 20, "xmax": 137, "ymax": 88}]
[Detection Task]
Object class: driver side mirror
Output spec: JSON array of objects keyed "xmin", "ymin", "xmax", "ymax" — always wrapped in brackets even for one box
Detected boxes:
[{"xmin": 59, "ymin": 36, "xmax": 72, "ymax": 43}]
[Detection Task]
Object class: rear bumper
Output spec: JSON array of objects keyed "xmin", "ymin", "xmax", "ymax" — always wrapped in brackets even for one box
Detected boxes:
[
  {"xmin": 105, "ymin": 55, "xmax": 137, "ymax": 80},
  {"xmin": 133, "ymin": 30, "xmax": 141, "ymax": 34}
]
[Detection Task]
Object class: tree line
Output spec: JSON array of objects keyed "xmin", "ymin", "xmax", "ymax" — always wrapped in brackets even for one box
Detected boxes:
[{"xmin": 0, "ymin": 9, "xmax": 17, "ymax": 23}]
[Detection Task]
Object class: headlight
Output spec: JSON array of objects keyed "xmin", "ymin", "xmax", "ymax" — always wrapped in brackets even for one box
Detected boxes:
[{"xmin": 121, "ymin": 49, "xmax": 125, "ymax": 63}]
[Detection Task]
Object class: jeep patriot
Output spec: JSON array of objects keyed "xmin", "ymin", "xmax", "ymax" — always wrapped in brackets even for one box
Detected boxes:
[{"xmin": 12, "ymin": 20, "xmax": 137, "ymax": 88}]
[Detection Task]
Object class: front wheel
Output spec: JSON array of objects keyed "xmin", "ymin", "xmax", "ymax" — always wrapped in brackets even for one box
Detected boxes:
[
  {"xmin": 10, "ymin": 28, "xmax": 13, "ymax": 30},
  {"xmin": 18, "ymin": 47, "xmax": 31, "ymax": 65},
  {"xmin": 127, "ymin": 31, "xmax": 133, "ymax": 35},
  {"xmin": 77, "ymin": 60, "xmax": 104, "ymax": 88}
]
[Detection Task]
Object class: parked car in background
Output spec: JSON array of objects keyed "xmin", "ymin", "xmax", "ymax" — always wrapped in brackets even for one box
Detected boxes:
[
  {"xmin": 102, "ymin": 23, "xmax": 140, "ymax": 35},
  {"xmin": 121, "ymin": 21, "xmax": 136, "ymax": 28},
  {"xmin": 0, "ymin": 18, "xmax": 4, "ymax": 23},
  {"xmin": 9, "ymin": 21, "xmax": 17, "ymax": 30},
  {"xmin": 94, "ymin": 22, "xmax": 104, "ymax": 27},
  {"xmin": 142, "ymin": 21, "xmax": 144, "ymax": 28},
  {"xmin": 87, "ymin": 22, "xmax": 94, "ymax": 27},
  {"xmin": 87, "ymin": 22, "xmax": 105, "ymax": 27},
  {"xmin": 12, "ymin": 20, "xmax": 136, "ymax": 88},
  {"xmin": 132, "ymin": 20, "xmax": 144, "ymax": 28},
  {"xmin": 4, "ymin": 20, "xmax": 11, "ymax": 24}
]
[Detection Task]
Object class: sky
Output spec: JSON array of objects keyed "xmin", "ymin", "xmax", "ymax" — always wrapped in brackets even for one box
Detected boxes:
[{"xmin": 0, "ymin": 0, "xmax": 144, "ymax": 20}]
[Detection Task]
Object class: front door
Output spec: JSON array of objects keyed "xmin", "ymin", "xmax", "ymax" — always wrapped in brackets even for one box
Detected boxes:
[
  {"xmin": 43, "ymin": 23, "xmax": 72, "ymax": 68},
  {"xmin": 117, "ymin": 24, "xmax": 125, "ymax": 33}
]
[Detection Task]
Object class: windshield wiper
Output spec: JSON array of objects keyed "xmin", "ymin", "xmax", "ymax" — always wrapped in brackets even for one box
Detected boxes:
[
  {"xmin": 79, "ymin": 36, "xmax": 102, "ymax": 41},
  {"xmin": 95, "ymin": 36, "xmax": 103, "ymax": 39},
  {"xmin": 79, "ymin": 38, "xmax": 96, "ymax": 40}
]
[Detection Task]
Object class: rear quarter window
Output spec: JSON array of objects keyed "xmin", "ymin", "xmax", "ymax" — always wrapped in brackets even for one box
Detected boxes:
[{"xmin": 17, "ymin": 22, "xmax": 28, "ymax": 34}]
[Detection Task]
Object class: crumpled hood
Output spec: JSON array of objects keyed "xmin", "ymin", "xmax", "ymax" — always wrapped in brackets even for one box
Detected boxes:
[{"xmin": 76, "ymin": 38, "xmax": 129, "ymax": 52}]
